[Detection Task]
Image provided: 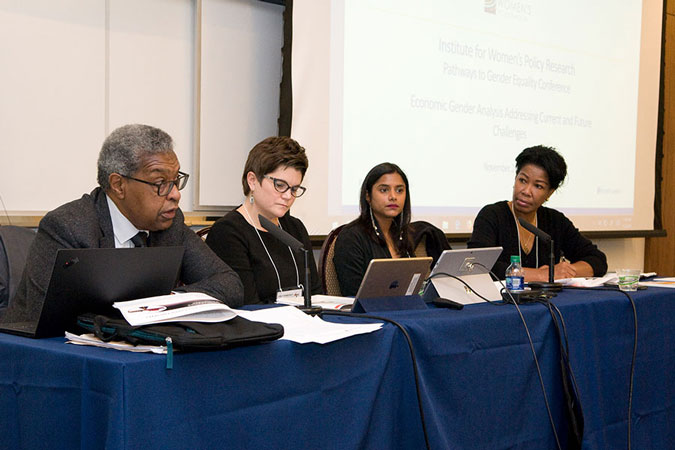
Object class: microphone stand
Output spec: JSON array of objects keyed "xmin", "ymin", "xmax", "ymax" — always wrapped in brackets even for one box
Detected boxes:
[
  {"xmin": 529, "ymin": 238, "xmax": 563, "ymax": 292},
  {"xmin": 517, "ymin": 217, "xmax": 562, "ymax": 292},
  {"xmin": 301, "ymin": 248, "xmax": 322, "ymax": 315},
  {"xmin": 548, "ymin": 239, "xmax": 555, "ymax": 286}
]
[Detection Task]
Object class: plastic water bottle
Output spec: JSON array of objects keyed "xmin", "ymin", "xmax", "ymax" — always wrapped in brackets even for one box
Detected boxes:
[{"xmin": 505, "ymin": 255, "xmax": 524, "ymax": 291}]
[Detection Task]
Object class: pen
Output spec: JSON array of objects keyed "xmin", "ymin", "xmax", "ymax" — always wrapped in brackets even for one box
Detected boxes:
[{"xmin": 561, "ymin": 251, "xmax": 569, "ymax": 263}]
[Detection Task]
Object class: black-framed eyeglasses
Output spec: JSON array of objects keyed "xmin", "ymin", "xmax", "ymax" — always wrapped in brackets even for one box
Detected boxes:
[
  {"xmin": 263, "ymin": 175, "xmax": 306, "ymax": 198},
  {"xmin": 121, "ymin": 171, "xmax": 189, "ymax": 196}
]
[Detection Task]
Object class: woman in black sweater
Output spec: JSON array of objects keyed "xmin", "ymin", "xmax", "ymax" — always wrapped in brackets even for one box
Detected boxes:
[
  {"xmin": 333, "ymin": 163, "xmax": 417, "ymax": 296},
  {"xmin": 206, "ymin": 137, "xmax": 321, "ymax": 304},
  {"xmin": 468, "ymin": 145, "xmax": 607, "ymax": 281}
]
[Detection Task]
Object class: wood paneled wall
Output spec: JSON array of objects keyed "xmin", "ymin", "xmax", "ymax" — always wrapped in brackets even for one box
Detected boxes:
[{"xmin": 645, "ymin": 2, "xmax": 675, "ymax": 273}]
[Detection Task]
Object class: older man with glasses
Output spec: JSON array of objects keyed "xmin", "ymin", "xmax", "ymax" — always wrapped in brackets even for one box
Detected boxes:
[{"xmin": 4, "ymin": 124, "xmax": 243, "ymax": 323}]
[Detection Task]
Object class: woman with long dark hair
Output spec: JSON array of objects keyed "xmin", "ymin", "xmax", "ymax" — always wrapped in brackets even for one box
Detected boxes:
[{"xmin": 333, "ymin": 162, "xmax": 417, "ymax": 296}]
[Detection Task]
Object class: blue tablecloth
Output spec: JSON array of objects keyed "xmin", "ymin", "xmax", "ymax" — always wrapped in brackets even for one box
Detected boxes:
[
  {"xmin": 394, "ymin": 287, "xmax": 675, "ymax": 449},
  {"xmin": 1, "ymin": 287, "xmax": 673, "ymax": 449}
]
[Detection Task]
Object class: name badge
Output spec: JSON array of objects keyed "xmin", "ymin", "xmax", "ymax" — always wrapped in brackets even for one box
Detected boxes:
[{"xmin": 276, "ymin": 287, "xmax": 303, "ymax": 301}]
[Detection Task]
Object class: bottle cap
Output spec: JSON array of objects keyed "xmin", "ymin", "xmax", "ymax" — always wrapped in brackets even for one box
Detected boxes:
[{"xmin": 510, "ymin": 255, "xmax": 521, "ymax": 263}]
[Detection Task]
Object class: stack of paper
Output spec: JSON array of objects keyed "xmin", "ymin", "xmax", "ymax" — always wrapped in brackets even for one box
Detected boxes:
[
  {"xmin": 639, "ymin": 277, "xmax": 675, "ymax": 288},
  {"xmin": 556, "ymin": 272, "xmax": 618, "ymax": 287},
  {"xmin": 114, "ymin": 292, "xmax": 237, "ymax": 326},
  {"xmin": 553, "ymin": 272, "xmax": 661, "ymax": 288},
  {"xmin": 66, "ymin": 332, "xmax": 167, "ymax": 354}
]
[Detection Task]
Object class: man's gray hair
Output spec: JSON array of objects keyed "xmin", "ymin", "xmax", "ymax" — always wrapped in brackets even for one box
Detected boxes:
[{"xmin": 97, "ymin": 124, "xmax": 174, "ymax": 190}]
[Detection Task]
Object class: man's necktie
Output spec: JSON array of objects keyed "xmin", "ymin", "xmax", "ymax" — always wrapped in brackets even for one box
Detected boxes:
[{"xmin": 130, "ymin": 231, "xmax": 148, "ymax": 248}]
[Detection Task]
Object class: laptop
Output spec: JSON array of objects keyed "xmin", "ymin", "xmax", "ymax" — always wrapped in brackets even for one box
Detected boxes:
[
  {"xmin": 0, "ymin": 246, "xmax": 184, "ymax": 338},
  {"xmin": 349, "ymin": 257, "xmax": 432, "ymax": 312},
  {"xmin": 356, "ymin": 257, "xmax": 433, "ymax": 299},
  {"xmin": 423, "ymin": 247, "xmax": 503, "ymax": 305}
]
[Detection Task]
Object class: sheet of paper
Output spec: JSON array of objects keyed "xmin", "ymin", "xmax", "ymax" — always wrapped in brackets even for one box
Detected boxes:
[
  {"xmin": 236, "ymin": 306, "xmax": 382, "ymax": 344},
  {"xmin": 556, "ymin": 273, "xmax": 618, "ymax": 287}
]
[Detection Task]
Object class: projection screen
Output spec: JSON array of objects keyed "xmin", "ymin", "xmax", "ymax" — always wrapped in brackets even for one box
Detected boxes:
[{"xmin": 288, "ymin": 0, "xmax": 663, "ymax": 235}]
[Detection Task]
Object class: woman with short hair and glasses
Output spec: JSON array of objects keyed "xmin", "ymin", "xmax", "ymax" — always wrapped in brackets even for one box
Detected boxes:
[{"xmin": 206, "ymin": 136, "xmax": 321, "ymax": 304}]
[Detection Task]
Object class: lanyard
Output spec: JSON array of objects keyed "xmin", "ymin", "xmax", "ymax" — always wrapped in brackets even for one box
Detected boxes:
[
  {"xmin": 241, "ymin": 206, "xmax": 301, "ymax": 291},
  {"xmin": 510, "ymin": 202, "xmax": 539, "ymax": 267}
]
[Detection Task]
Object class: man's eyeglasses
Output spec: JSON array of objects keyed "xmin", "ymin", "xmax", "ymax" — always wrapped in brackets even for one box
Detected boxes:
[
  {"xmin": 121, "ymin": 171, "xmax": 189, "ymax": 196},
  {"xmin": 263, "ymin": 175, "xmax": 307, "ymax": 198}
]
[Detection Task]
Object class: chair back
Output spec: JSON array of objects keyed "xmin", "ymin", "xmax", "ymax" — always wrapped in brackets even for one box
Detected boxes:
[
  {"xmin": 0, "ymin": 226, "xmax": 36, "ymax": 309},
  {"xmin": 318, "ymin": 225, "xmax": 345, "ymax": 296},
  {"xmin": 196, "ymin": 225, "xmax": 212, "ymax": 241},
  {"xmin": 409, "ymin": 220, "xmax": 450, "ymax": 264},
  {"xmin": 414, "ymin": 235, "xmax": 427, "ymax": 257}
]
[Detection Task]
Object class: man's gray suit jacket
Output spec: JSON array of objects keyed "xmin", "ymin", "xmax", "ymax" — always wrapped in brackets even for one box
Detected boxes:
[{"xmin": 4, "ymin": 187, "xmax": 243, "ymax": 323}]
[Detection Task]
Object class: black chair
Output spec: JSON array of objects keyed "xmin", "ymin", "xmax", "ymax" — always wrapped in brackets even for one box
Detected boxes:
[{"xmin": 0, "ymin": 226, "xmax": 36, "ymax": 309}]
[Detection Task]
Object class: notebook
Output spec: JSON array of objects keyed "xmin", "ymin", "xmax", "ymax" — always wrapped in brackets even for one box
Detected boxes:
[
  {"xmin": 423, "ymin": 247, "xmax": 503, "ymax": 305},
  {"xmin": 0, "ymin": 246, "xmax": 184, "ymax": 338},
  {"xmin": 355, "ymin": 257, "xmax": 433, "ymax": 299}
]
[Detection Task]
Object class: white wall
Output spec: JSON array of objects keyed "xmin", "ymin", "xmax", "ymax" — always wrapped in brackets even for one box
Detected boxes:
[
  {"xmin": 597, "ymin": 238, "xmax": 645, "ymax": 272},
  {"xmin": 0, "ymin": 0, "xmax": 106, "ymax": 211},
  {"xmin": 197, "ymin": 0, "xmax": 283, "ymax": 209},
  {"xmin": 0, "ymin": 0, "xmax": 283, "ymax": 214}
]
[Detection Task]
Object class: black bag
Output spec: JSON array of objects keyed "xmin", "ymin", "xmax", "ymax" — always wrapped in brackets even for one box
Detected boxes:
[{"xmin": 77, "ymin": 312, "xmax": 284, "ymax": 367}]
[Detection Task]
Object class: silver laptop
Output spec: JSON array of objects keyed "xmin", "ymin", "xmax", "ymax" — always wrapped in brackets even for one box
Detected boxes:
[
  {"xmin": 355, "ymin": 257, "xmax": 433, "ymax": 299},
  {"xmin": 0, "ymin": 247, "xmax": 184, "ymax": 338},
  {"xmin": 424, "ymin": 247, "xmax": 503, "ymax": 305}
]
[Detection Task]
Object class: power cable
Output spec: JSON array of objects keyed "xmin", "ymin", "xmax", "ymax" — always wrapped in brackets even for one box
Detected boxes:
[
  {"xmin": 563, "ymin": 286, "xmax": 638, "ymax": 450},
  {"xmin": 320, "ymin": 310, "xmax": 432, "ymax": 450},
  {"xmin": 427, "ymin": 262, "xmax": 563, "ymax": 449}
]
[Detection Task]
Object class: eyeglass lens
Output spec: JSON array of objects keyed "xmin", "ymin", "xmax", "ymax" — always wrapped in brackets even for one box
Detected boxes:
[
  {"xmin": 158, "ymin": 173, "xmax": 188, "ymax": 196},
  {"xmin": 271, "ymin": 178, "xmax": 305, "ymax": 197}
]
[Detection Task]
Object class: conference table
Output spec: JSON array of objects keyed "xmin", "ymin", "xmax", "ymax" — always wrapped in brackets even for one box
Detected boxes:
[{"xmin": 1, "ymin": 287, "xmax": 673, "ymax": 449}]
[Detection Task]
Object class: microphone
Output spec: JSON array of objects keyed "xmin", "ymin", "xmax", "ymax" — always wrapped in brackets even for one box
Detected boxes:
[
  {"xmin": 516, "ymin": 217, "xmax": 562, "ymax": 292},
  {"xmin": 517, "ymin": 217, "xmax": 551, "ymax": 243},
  {"xmin": 258, "ymin": 214, "xmax": 321, "ymax": 314},
  {"xmin": 258, "ymin": 214, "xmax": 304, "ymax": 251}
]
